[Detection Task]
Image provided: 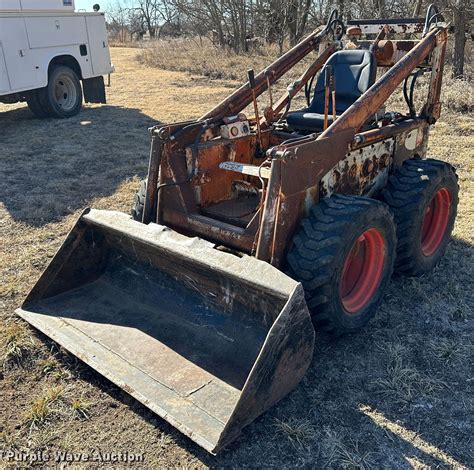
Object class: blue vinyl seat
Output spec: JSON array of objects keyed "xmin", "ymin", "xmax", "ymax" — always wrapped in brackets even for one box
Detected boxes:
[{"xmin": 287, "ymin": 49, "xmax": 376, "ymax": 130}]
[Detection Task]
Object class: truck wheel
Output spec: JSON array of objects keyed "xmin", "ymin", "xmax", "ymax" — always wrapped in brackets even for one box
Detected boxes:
[
  {"xmin": 287, "ymin": 195, "xmax": 396, "ymax": 335},
  {"xmin": 25, "ymin": 89, "xmax": 50, "ymax": 118},
  {"xmin": 382, "ymin": 158, "xmax": 458, "ymax": 276},
  {"xmin": 40, "ymin": 65, "xmax": 83, "ymax": 118}
]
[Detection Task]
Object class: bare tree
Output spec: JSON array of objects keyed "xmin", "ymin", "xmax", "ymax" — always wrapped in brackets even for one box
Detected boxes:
[
  {"xmin": 106, "ymin": 0, "xmax": 132, "ymax": 42},
  {"xmin": 287, "ymin": 0, "xmax": 312, "ymax": 46},
  {"xmin": 449, "ymin": 0, "xmax": 469, "ymax": 78},
  {"xmin": 133, "ymin": 0, "xmax": 159, "ymax": 37}
]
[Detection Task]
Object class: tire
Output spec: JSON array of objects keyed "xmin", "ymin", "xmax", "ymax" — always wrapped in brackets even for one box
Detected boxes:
[
  {"xmin": 382, "ymin": 158, "xmax": 458, "ymax": 276},
  {"xmin": 25, "ymin": 89, "xmax": 50, "ymax": 118},
  {"xmin": 40, "ymin": 65, "xmax": 83, "ymax": 118},
  {"xmin": 287, "ymin": 195, "xmax": 396, "ymax": 335},
  {"xmin": 131, "ymin": 179, "xmax": 147, "ymax": 221}
]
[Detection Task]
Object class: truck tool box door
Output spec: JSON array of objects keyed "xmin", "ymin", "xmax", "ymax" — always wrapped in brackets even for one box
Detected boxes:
[
  {"xmin": 85, "ymin": 15, "xmax": 111, "ymax": 75},
  {"xmin": 24, "ymin": 15, "xmax": 88, "ymax": 48},
  {"xmin": 0, "ymin": 17, "xmax": 34, "ymax": 90}
]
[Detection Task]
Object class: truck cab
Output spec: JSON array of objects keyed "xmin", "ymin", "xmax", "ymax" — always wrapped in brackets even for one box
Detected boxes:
[{"xmin": 0, "ymin": 0, "xmax": 114, "ymax": 118}]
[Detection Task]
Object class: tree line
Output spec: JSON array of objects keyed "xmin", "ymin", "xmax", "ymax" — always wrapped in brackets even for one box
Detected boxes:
[{"xmin": 106, "ymin": 0, "xmax": 472, "ymax": 77}]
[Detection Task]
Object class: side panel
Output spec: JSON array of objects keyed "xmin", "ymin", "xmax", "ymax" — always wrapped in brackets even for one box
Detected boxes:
[
  {"xmin": 24, "ymin": 15, "xmax": 88, "ymax": 48},
  {"xmin": 0, "ymin": 17, "xmax": 34, "ymax": 90},
  {"xmin": 0, "ymin": 0, "xmax": 21, "ymax": 10},
  {"xmin": 85, "ymin": 15, "xmax": 111, "ymax": 75},
  {"xmin": 0, "ymin": 43, "xmax": 10, "ymax": 93},
  {"xmin": 19, "ymin": 0, "xmax": 75, "ymax": 11},
  {"xmin": 319, "ymin": 139, "xmax": 395, "ymax": 200}
]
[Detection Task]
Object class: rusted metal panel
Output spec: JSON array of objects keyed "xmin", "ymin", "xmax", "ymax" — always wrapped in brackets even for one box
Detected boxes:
[
  {"xmin": 264, "ymin": 129, "xmax": 355, "ymax": 266},
  {"xmin": 320, "ymin": 139, "xmax": 394, "ymax": 198},
  {"xmin": 359, "ymin": 40, "xmax": 420, "ymax": 67},
  {"xmin": 393, "ymin": 123, "xmax": 429, "ymax": 166},
  {"xmin": 184, "ymin": 132, "xmax": 267, "ymax": 207},
  {"xmin": 17, "ymin": 209, "xmax": 314, "ymax": 454},
  {"xmin": 347, "ymin": 18, "xmax": 424, "ymax": 35}
]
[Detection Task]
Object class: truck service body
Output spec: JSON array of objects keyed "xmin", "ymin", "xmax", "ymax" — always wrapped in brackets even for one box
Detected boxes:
[{"xmin": 0, "ymin": 0, "xmax": 113, "ymax": 117}]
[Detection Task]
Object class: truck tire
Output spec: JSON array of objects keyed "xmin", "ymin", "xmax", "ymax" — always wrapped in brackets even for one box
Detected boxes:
[
  {"xmin": 382, "ymin": 158, "xmax": 458, "ymax": 276},
  {"xmin": 39, "ymin": 65, "xmax": 83, "ymax": 118},
  {"xmin": 287, "ymin": 195, "xmax": 396, "ymax": 335},
  {"xmin": 25, "ymin": 89, "xmax": 50, "ymax": 118}
]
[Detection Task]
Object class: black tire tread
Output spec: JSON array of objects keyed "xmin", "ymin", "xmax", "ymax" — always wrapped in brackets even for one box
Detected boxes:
[
  {"xmin": 382, "ymin": 158, "xmax": 458, "ymax": 275},
  {"xmin": 287, "ymin": 194, "xmax": 395, "ymax": 334},
  {"xmin": 131, "ymin": 179, "xmax": 147, "ymax": 221},
  {"xmin": 26, "ymin": 89, "xmax": 50, "ymax": 118}
]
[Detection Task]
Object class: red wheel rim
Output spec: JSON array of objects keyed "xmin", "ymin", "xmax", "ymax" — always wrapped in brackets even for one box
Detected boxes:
[
  {"xmin": 420, "ymin": 187, "xmax": 451, "ymax": 257},
  {"xmin": 340, "ymin": 228, "xmax": 385, "ymax": 314}
]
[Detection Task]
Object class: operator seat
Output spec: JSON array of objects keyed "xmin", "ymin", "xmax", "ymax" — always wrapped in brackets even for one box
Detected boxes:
[{"xmin": 286, "ymin": 49, "xmax": 376, "ymax": 131}]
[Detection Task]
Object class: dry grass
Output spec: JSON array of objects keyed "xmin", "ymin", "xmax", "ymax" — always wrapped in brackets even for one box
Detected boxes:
[
  {"xmin": 70, "ymin": 396, "xmax": 94, "ymax": 420},
  {"xmin": 0, "ymin": 321, "xmax": 35, "ymax": 370},
  {"xmin": 137, "ymin": 37, "xmax": 310, "ymax": 81},
  {"xmin": 372, "ymin": 358, "xmax": 445, "ymax": 405},
  {"xmin": 273, "ymin": 417, "xmax": 318, "ymax": 449},
  {"xmin": 0, "ymin": 46, "xmax": 473, "ymax": 468},
  {"xmin": 24, "ymin": 385, "xmax": 66, "ymax": 429},
  {"xmin": 138, "ymin": 36, "xmax": 473, "ymax": 113}
]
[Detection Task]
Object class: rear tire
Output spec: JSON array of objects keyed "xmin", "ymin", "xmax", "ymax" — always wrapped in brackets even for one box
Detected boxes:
[
  {"xmin": 382, "ymin": 158, "xmax": 458, "ymax": 276},
  {"xmin": 39, "ymin": 65, "xmax": 83, "ymax": 118},
  {"xmin": 287, "ymin": 195, "xmax": 396, "ymax": 335}
]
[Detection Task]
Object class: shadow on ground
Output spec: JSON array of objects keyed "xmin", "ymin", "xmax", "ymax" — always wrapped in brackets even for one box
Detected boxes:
[{"xmin": 0, "ymin": 105, "xmax": 156, "ymax": 226}]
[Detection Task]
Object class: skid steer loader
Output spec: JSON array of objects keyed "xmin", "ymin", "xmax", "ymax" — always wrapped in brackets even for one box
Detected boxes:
[{"xmin": 18, "ymin": 6, "xmax": 458, "ymax": 454}]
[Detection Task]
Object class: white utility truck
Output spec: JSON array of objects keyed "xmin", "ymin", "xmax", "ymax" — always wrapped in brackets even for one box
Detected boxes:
[{"xmin": 0, "ymin": 0, "xmax": 113, "ymax": 118}]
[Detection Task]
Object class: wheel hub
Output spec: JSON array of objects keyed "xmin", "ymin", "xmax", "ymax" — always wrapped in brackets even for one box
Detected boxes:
[
  {"xmin": 340, "ymin": 228, "xmax": 385, "ymax": 314},
  {"xmin": 420, "ymin": 187, "xmax": 451, "ymax": 257},
  {"xmin": 54, "ymin": 75, "xmax": 77, "ymax": 111}
]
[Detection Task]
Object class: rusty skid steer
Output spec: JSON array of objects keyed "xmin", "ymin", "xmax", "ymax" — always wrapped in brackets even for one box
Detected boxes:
[{"xmin": 18, "ymin": 6, "xmax": 458, "ymax": 454}]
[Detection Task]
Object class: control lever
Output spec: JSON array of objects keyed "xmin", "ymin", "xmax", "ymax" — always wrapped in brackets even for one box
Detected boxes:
[
  {"xmin": 323, "ymin": 65, "xmax": 333, "ymax": 130},
  {"xmin": 248, "ymin": 69, "xmax": 263, "ymax": 153}
]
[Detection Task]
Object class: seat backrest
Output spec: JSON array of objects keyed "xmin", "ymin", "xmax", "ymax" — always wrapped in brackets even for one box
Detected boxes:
[{"xmin": 310, "ymin": 50, "xmax": 376, "ymax": 115}]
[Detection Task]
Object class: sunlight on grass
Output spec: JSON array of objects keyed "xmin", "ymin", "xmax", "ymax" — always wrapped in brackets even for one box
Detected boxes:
[{"xmin": 359, "ymin": 405, "xmax": 468, "ymax": 469}]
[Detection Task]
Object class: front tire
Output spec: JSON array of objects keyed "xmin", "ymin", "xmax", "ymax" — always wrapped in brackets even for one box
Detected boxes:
[
  {"xmin": 131, "ymin": 179, "xmax": 147, "ymax": 222},
  {"xmin": 382, "ymin": 158, "xmax": 458, "ymax": 276},
  {"xmin": 287, "ymin": 195, "xmax": 396, "ymax": 335}
]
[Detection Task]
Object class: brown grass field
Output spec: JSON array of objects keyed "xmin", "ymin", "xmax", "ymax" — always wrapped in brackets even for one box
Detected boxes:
[{"xmin": 0, "ymin": 46, "xmax": 473, "ymax": 469}]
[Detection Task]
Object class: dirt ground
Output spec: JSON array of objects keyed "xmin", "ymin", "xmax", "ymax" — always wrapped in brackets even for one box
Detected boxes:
[{"xmin": 0, "ymin": 47, "xmax": 473, "ymax": 469}]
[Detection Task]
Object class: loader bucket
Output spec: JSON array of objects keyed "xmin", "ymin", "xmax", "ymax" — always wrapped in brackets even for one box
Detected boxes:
[{"xmin": 17, "ymin": 209, "xmax": 314, "ymax": 454}]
